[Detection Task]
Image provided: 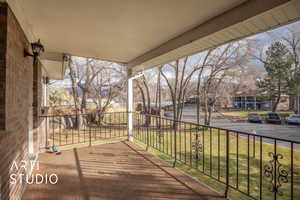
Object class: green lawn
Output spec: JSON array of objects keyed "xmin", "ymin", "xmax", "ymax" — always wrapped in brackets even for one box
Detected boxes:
[
  {"xmin": 221, "ymin": 110, "xmax": 293, "ymax": 121},
  {"xmin": 49, "ymin": 126, "xmax": 128, "ymax": 147},
  {"xmin": 133, "ymin": 125, "xmax": 300, "ymax": 200},
  {"xmin": 48, "ymin": 112, "xmax": 128, "ymax": 147}
]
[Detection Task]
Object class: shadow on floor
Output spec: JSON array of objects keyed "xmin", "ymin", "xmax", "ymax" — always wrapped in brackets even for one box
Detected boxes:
[{"xmin": 22, "ymin": 141, "xmax": 224, "ymax": 200}]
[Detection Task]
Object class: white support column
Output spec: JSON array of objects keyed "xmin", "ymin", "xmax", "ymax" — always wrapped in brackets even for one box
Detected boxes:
[{"xmin": 127, "ymin": 69, "xmax": 134, "ymax": 142}]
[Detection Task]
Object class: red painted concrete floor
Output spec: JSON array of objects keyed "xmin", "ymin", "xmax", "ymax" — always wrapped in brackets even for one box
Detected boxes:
[{"xmin": 22, "ymin": 141, "xmax": 224, "ymax": 200}]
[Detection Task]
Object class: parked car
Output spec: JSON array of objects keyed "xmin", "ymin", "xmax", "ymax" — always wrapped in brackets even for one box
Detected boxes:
[
  {"xmin": 248, "ymin": 113, "xmax": 262, "ymax": 123},
  {"xmin": 286, "ymin": 114, "xmax": 300, "ymax": 125},
  {"xmin": 266, "ymin": 112, "xmax": 281, "ymax": 124}
]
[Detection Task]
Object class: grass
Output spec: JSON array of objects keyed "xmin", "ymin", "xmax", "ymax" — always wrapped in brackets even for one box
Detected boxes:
[
  {"xmin": 221, "ymin": 110, "xmax": 293, "ymax": 121},
  {"xmin": 48, "ymin": 112, "xmax": 128, "ymax": 148},
  {"xmin": 133, "ymin": 124, "xmax": 300, "ymax": 200},
  {"xmin": 48, "ymin": 126, "xmax": 128, "ymax": 148}
]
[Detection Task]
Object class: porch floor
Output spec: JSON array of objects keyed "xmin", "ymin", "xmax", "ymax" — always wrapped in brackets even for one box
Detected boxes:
[{"xmin": 22, "ymin": 141, "xmax": 223, "ymax": 200}]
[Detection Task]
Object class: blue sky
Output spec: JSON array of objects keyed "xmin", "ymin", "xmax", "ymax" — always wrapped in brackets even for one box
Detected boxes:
[
  {"xmin": 246, "ymin": 20, "xmax": 300, "ymax": 68},
  {"xmin": 250, "ymin": 20, "xmax": 300, "ymax": 45}
]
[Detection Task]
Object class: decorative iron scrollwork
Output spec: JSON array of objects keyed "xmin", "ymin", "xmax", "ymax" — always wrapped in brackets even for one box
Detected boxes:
[{"xmin": 264, "ymin": 152, "xmax": 288, "ymax": 196}]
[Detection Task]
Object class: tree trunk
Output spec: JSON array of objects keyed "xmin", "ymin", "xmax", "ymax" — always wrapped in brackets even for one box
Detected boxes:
[
  {"xmin": 69, "ymin": 59, "xmax": 81, "ymax": 129},
  {"xmin": 155, "ymin": 69, "xmax": 162, "ymax": 128},
  {"xmin": 207, "ymin": 102, "xmax": 214, "ymax": 126},
  {"xmin": 272, "ymin": 94, "xmax": 281, "ymax": 112},
  {"xmin": 137, "ymin": 79, "xmax": 151, "ymax": 126},
  {"xmin": 196, "ymin": 97, "xmax": 201, "ymax": 124},
  {"xmin": 196, "ymin": 69, "xmax": 204, "ymax": 125},
  {"xmin": 81, "ymin": 90, "xmax": 87, "ymax": 113},
  {"xmin": 173, "ymin": 61, "xmax": 179, "ymax": 130},
  {"xmin": 203, "ymin": 90, "xmax": 210, "ymax": 126},
  {"xmin": 142, "ymin": 77, "xmax": 151, "ymax": 126},
  {"xmin": 272, "ymin": 80, "xmax": 282, "ymax": 112}
]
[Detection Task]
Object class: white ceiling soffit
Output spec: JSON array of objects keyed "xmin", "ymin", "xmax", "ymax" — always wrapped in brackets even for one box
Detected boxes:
[
  {"xmin": 129, "ymin": 0, "xmax": 300, "ymax": 72},
  {"xmin": 10, "ymin": 1, "xmax": 247, "ymax": 61},
  {"xmin": 4, "ymin": 0, "xmax": 300, "ymax": 75}
]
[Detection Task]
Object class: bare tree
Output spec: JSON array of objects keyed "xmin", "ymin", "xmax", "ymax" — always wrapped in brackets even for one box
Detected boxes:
[
  {"xmin": 134, "ymin": 40, "xmax": 252, "ymax": 128},
  {"xmin": 196, "ymin": 49, "xmax": 213, "ymax": 124},
  {"xmin": 90, "ymin": 63, "xmax": 126, "ymax": 124},
  {"xmin": 68, "ymin": 57, "xmax": 82, "ymax": 128},
  {"xmin": 68, "ymin": 57, "xmax": 126, "ymax": 126},
  {"xmin": 282, "ymin": 29, "xmax": 300, "ymax": 113},
  {"xmin": 160, "ymin": 57, "xmax": 200, "ymax": 128},
  {"xmin": 135, "ymin": 75, "xmax": 152, "ymax": 126},
  {"xmin": 200, "ymin": 41, "xmax": 252, "ymax": 125},
  {"xmin": 155, "ymin": 67, "xmax": 162, "ymax": 128}
]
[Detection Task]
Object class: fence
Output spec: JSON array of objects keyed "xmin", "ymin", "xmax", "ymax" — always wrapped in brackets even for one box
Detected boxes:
[
  {"xmin": 42, "ymin": 111, "xmax": 300, "ymax": 199},
  {"xmin": 42, "ymin": 112, "xmax": 128, "ymax": 147},
  {"xmin": 133, "ymin": 113, "xmax": 300, "ymax": 200}
]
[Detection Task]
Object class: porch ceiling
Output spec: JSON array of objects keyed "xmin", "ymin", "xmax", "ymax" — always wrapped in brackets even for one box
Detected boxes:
[{"xmin": 4, "ymin": 0, "xmax": 300, "ymax": 79}]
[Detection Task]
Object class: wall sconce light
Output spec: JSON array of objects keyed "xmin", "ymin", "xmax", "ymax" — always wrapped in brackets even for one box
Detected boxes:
[
  {"xmin": 45, "ymin": 77, "xmax": 49, "ymax": 84},
  {"xmin": 24, "ymin": 39, "xmax": 45, "ymax": 65}
]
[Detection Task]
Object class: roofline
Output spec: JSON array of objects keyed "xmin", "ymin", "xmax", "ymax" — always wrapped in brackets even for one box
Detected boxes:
[{"xmin": 128, "ymin": 0, "xmax": 292, "ymax": 71}]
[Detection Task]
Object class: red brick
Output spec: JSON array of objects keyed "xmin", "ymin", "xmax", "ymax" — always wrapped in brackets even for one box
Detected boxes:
[{"xmin": 0, "ymin": 3, "xmax": 45, "ymax": 200}]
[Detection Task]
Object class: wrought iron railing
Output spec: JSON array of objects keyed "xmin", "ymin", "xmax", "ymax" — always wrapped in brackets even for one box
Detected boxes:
[
  {"xmin": 42, "ymin": 112, "xmax": 128, "ymax": 147},
  {"xmin": 41, "ymin": 111, "xmax": 299, "ymax": 199},
  {"xmin": 133, "ymin": 113, "xmax": 300, "ymax": 200}
]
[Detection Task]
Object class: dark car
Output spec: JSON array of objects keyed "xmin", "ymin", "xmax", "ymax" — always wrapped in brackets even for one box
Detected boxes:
[
  {"xmin": 266, "ymin": 112, "xmax": 281, "ymax": 124},
  {"xmin": 248, "ymin": 113, "xmax": 262, "ymax": 123}
]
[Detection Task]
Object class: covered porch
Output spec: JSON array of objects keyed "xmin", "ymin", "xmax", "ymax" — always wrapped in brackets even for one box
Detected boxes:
[
  {"xmin": 1, "ymin": 0, "xmax": 300, "ymax": 200},
  {"xmin": 22, "ymin": 141, "xmax": 221, "ymax": 200}
]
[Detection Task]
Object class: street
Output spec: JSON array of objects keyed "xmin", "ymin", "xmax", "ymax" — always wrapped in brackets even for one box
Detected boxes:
[{"xmin": 165, "ymin": 105, "xmax": 300, "ymax": 144}]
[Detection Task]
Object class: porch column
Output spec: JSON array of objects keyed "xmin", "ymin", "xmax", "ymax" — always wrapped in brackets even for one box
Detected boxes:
[{"xmin": 127, "ymin": 69, "xmax": 134, "ymax": 142}]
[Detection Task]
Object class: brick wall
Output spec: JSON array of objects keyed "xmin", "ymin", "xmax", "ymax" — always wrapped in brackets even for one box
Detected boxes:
[
  {"xmin": 0, "ymin": 3, "xmax": 7, "ymax": 130},
  {"xmin": 0, "ymin": 3, "xmax": 44, "ymax": 200},
  {"xmin": 33, "ymin": 59, "xmax": 43, "ymax": 154}
]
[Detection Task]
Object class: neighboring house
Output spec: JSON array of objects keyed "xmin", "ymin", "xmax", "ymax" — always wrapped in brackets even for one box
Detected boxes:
[
  {"xmin": 289, "ymin": 96, "xmax": 300, "ymax": 114},
  {"xmin": 232, "ymin": 91, "xmax": 290, "ymax": 111}
]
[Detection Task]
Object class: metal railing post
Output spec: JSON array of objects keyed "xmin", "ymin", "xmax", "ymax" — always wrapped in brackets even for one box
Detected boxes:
[
  {"xmin": 225, "ymin": 130, "xmax": 230, "ymax": 198},
  {"xmin": 89, "ymin": 125, "xmax": 92, "ymax": 147},
  {"xmin": 146, "ymin": 115, "xmax": 149, "ymax": 151},
  {"xmin": 173, "ymin": 122, "xmax": 177, "ymax": 167},
  {"xmin": 45, "ymin": 116, "xmax": 48, "ymax": 149}
]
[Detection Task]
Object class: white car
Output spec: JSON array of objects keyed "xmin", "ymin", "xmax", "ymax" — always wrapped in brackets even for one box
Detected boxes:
[{"xmin": 286, "ymin": 114, "xmax": 300, "ymax": 125}]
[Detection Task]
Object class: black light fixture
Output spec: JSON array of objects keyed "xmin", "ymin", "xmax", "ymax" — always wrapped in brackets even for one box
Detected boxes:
[
  {"xmin": 24, "ymin": 39, "xmax": 45, "ymax": 64},
  {"xmin": 45, "ymin": 76, "xmax": 49, "ymax": 84}
]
